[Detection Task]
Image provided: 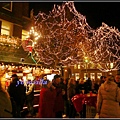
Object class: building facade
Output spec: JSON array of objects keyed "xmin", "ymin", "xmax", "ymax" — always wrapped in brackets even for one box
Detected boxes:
[
  {"xmin": 63, "ymin": 63, "xmax": 118, "ymax": 82},
  {"xmin": 0, "ymin": 2, "xmax": 32, "ymax": 39},
  {"xmin": 0, "ymin": 2, "xmax": 35, "ymax": 65}
]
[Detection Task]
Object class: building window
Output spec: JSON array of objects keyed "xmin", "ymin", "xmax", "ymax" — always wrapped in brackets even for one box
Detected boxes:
[
  {"xmin": 110, "ymin": 63, "xmax": 114, "ymax": 69},
  {"xmin": 97, "ymin": 73, "xmax": 102, "ymax": 79},
  {"xmin": 2, "ymin": 2, "xmax": 13, "ymax": 12},
  {"xmin": 75, "ymin": 73, "xmax": 79, "ymax": 80},
  {"xmin": 78, "ymin": 64, "xmax": 80, "ymax": 69},
  {"xmin": 22, "ymin": 30, "xmax": 29, "ymax": 40},
  {"xmin": 1, "ymin": 20, "xmax": 13, "ymax": 36},
  {"xmin": 74, "ymin": 64, "xmax": 77, "ymax": 69},
  {"xmin": 90, "ymin": 73, "xmax": 95, "ymax": 81}
]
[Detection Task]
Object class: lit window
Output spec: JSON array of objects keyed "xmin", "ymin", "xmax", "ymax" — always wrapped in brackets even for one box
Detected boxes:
[
  {"xmin": 110, "ymin": 63, "xmax": 113, "ymax": 69},
  {"xmin": 97, "ymin": 73, "xmax": 102, "ymax": 79},
  {"xmin": 1, "ymin": 29, "xmax": 9, "ymax": 35},
  {"xmin": 78, "ymin": 64, "xmax": 80, "ymax": 69},
  {"xmin": 90, "ymin": 73, "xmax": 95, "ymax": 81},
  {"xmin": 75, "ymin": 73, "xmax": 79, "ymax": 80},
  {"xmin": 22, "ymin": 30, "xmax": 29, "ymax": 40},
  {"xmin": 2, "ymin": 2, "xmax": 13, "ymax": 12},
  {"xmin": 84, "ymin": 73, "xmax": 88, "ymax": 80},
  {"xmin": 1, "ymin": 20, "xmax": 13, "ymax": 36},
  {"xmin": 74, "ymin": 64, "xmax": 77, "ymax": 69}
]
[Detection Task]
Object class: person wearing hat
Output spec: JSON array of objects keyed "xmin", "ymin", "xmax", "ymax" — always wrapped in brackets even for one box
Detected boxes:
[
  {"xmin": 7, "ymin": 74, "xmax": 26, "ymax": 118},
  {"xmin": 52, "ymin": 74, "xmax": 64, "ymax": 118}
]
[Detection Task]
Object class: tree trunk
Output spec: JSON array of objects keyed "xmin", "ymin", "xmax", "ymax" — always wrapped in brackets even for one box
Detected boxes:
[{"xmin": 54, "ymin": 60, "xmax": 58, "ymax": 70}]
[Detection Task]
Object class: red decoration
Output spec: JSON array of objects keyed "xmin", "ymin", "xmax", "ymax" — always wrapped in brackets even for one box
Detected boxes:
[
  {"xmin": 71, "ymin": 94, "xmax": 97, "ymax": 112},
  {"xmin": 26, "ymin": 45, "xmax": 33, "ymax": 53}
]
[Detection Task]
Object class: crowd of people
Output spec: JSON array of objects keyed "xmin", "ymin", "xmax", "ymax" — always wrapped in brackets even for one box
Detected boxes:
[
  {"xmin": 0, "ymin": 72, "xmax": 120, "ymax": 118},
  {"xmin": 38, "ymin": 73, "xmax": 120, "ymax": 118}
]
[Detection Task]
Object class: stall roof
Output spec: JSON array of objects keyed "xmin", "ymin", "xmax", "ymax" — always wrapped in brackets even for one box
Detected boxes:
[{"xmin": 0, "ymin": 45, "xmax": 39, "ymax": 66}]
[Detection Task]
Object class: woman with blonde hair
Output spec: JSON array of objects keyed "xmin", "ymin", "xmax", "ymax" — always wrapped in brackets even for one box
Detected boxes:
[
  {"xmin": 97, "ymin": 75, "xmax": 120, "ymax": 118},
  {"xmin": 0, "ymin": 76, "xmax": 12, "ymax": 117}
]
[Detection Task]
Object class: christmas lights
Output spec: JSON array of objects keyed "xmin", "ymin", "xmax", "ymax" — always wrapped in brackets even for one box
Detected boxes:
[
  {"xmin": 27, "ymin": 1, "xmax": 120, "ymax": 72},
  {"xmin": 88, "ymin": 23, "xmax": 120, "ymax": 72},
  {"xmin": 33, "ymin": 1, "xmax": 92, "ymax": 69}
]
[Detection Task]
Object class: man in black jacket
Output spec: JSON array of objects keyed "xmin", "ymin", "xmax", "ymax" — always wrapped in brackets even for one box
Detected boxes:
[{"xmin": 8, "ymin": 74, "xmax": 26, "ymax": 118}]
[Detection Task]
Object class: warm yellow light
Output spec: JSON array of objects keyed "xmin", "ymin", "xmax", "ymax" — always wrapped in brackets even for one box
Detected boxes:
[
  {"xmin": 84, "ymin": 56, "xmax": 89, "ymax": 63},
  {"xmin": 35, "ymin": 32, "xmax": 38, "ymax": 36},
  {"xmin": 35, "ymin": 37, "xmax": 38, "ymax": 40},
  {"xmin": 110, "ymin": 63, "xmax": 113, "ymax": 69},
  {"xmin": 65, "ymin": 69, "xmax": 67, "ymax": 72}
]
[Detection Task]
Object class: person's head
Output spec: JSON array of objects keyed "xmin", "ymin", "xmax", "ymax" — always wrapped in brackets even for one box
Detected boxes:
[
  {"xmin": 79, "ymin": 78, "xmax": 84, "ymax": 84},
  {"xmin": 63, "ymin": 79, "xmax": 67, "ymax": 84},
  {"xmin": 68, "ymin": 78, "xmax": 76, "ymax": 88},
  {"xmin": 106, "ymin": 75, "xmax": 115, "ymax": 83},
  {"xmin": 115, "ymin": 74, "xmax": 120, "ymax": 83},
  {"xmin": 53, "ymin": 74, "xmax": 61, "ymax": 84},
  {"xmin": 43, "ymin": 76, "xmax": 47, "ymax": 80},
  {"xmin": 100, "ymin": 76, "xmax": 106, "ymax": 81},
  {"xmin": 42, "ymin": 80, "xmax": 52, "ymax": 88},
  {"xmin": 11, "ymin": 74, "xmax": 18, "ymax": 81}
]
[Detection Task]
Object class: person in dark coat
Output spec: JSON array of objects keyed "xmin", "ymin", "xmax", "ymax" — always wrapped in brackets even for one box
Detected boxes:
[
  {"xmin": 84, "ymin": 77, "xmax": 92, "ymax": 94},
  {"xmin": 93, "ymin": 81, "xmax": 100, "ymax": 93},
  {"xmin": 52, "ymin": 74, "xmax": 64, "ymax": 118},
  {"xmin": 7, "ymin": 74, "xmax": 26, "ymax": 118},
  {"xmin": 67, "ymin": 78, "xmax": 77, "ymax": 118},
  {"xmin": 60, "ymin": 78, "xmax": 69, "ymax": 117},
  {"xmin": 38, "ymin": 80, "xmax": 56, "ymax": 118},
  {"xmin": 76, "ymin": 78, "xmax": 86, "ymax": 94}
]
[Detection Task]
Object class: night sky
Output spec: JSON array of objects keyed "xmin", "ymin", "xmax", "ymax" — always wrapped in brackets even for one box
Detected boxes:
[{"xmin": 29, "ymin": 2, "xmax": 120, "ymax": 30}]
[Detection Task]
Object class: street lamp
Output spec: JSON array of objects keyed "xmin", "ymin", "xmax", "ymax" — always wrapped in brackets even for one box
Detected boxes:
[{"xmin": 84, "ymin": 56, "xmax": 89, "ymax": 79}]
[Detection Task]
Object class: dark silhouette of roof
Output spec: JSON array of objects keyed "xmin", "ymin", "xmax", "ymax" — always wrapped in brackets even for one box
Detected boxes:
[{"xmin": 0, "ymin": 44, "xmax": 37, "ymax": 66}]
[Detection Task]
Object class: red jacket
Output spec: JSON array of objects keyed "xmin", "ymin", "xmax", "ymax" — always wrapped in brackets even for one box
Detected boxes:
[{"xmin": 38, "ymin": 88, "xmax": 56, "ymax": 118}]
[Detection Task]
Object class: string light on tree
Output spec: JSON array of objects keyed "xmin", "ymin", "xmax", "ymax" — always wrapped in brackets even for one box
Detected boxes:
[
  {"xmin": 33, "ymin": 1, "xmax": 93, "ymax": 69},
  {"xmin": 88, "ymin": 23, "xmax": 120, "ymax": 72}
]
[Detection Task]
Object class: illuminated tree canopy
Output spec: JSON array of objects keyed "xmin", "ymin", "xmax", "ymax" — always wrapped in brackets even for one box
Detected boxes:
[
  {"xmin": 29, "ymin": 1, "xmax": 120, "ymax": 72},
  {"xmin": 33, "ymin": 2, "xmax": 92, "ymax": 68},
  {"xmin": 88, "ymin": 23, "xmax": 120, "ymax": 72}
]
